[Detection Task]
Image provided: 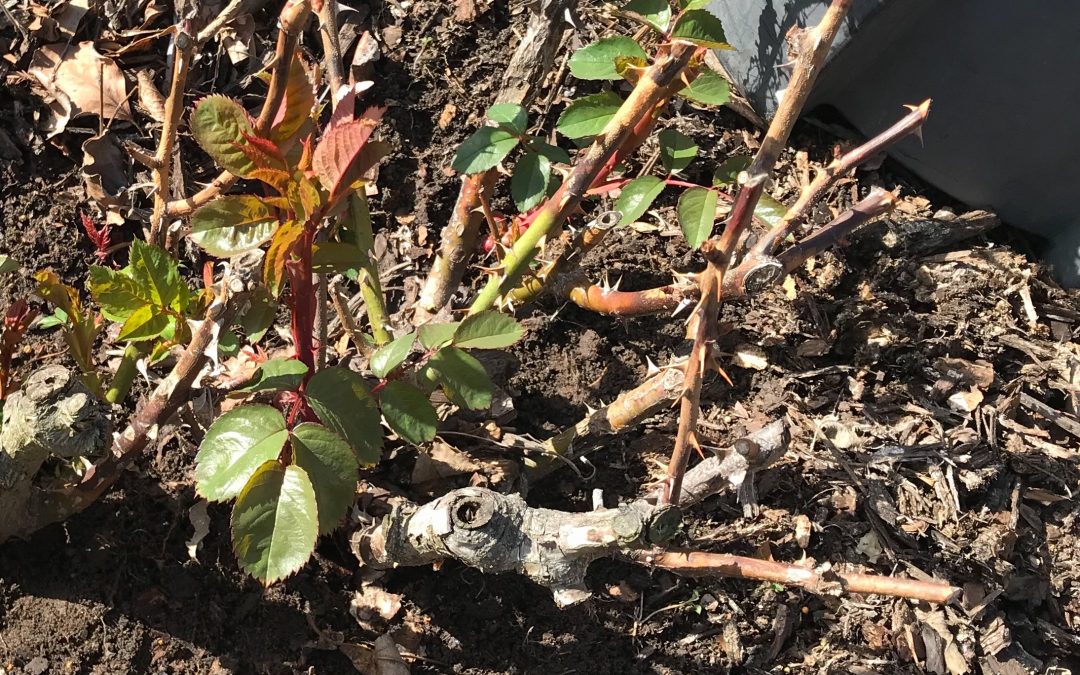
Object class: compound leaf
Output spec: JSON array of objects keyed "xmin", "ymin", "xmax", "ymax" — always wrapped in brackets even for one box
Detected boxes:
[
  {"xmin": 306, "ymin": 367, "xmax": 383, "ymax": 465},
  {"xmin": 615, "ymin": 175, "xmax": 665, "ymax": 225},
  {"xmin": 378, "ymin": 381, "xmax": 437, "ymax": 445},
  {"xmin": 569, "ymin": 37, "xmax": 648, "ymax": 81},
  {"xmin": 452, "ymin": 311, "xmax": 523, "ymax": 349},
  {"xmin": 239, "ymin": 358, "xmax": 308, "ymax": 393},
  {"xmin": 428, "ymin": 347, "xmax": 493, "ymax": 410},
  {"xmin": 196, "ymin": 404, "xmax": 289, "ymax": 502},
  {"xmin": 231, "ymin": 461, "xmax": 318, "ymax": 584},
  {"xmin": 290, "ymin": 423, "xmax": 359, "ymax": 534},
  {"xmin": 557, "ymin": 91, "xmax": 623, "ymax": 140},
  {"xmin": 191, "ymin": 195, "xmax": 280, "ymax": 258},
  {"xmin": 677, "ymin": 187, "xmax": 718, "ymax": 250},
  {"xmin": 452, "ymin": 126, "xmax": 519, "ymax": 174}
]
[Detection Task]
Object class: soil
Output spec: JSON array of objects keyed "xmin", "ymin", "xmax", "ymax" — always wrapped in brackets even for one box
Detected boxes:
[{"xmin": 2, "ymin": 1, "xmax": 1079, "ymax": 674}]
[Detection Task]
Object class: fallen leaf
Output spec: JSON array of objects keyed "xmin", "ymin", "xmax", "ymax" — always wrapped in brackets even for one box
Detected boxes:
[
  {"xmin": 29, "ymin": 42, "xmax": 133, "ymax": 136},
  {"xmin": 454, "ymin": 0, "xmax": 478, "ymax": 22},
  {"xmin": 81, "ymin": 131, "xmax": 130, "ymax": 226},
  {"xmin": 733, "ymin": 343, "xmax": 767, "ymax": 371}
]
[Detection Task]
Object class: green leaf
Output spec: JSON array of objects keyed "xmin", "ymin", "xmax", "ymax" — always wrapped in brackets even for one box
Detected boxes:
[
  {"xmin": 239, "ymin": 358, "xmax": 308, "ymax": 393},
  {"xmin": 754, "ymin": 193, "xmax": 787, "ymax": 229},
  {"xmin": 677, "ymin": 187, "xmax": 718, "ymax": 250},
  {"xmin": 0, "ymin": 254, "xmax": 18, "ymax": 274},
  {"xmin": 453, "ymin": 311, "xmax": 524, "ymax": 349},
  {"xmin": 557, "ymin": 91, "xmax": 623, "ymax": 140},
  {"xmin": 418, "ymin": 322, "xmax": 460, "ymax": 349},
  {"xmin": 231, "ymin": 461, "xmax": 318, "ymax": 584},
  {"xmin": 678, "ymin": 0, "xmax": 712, "ymax": 8},
  {"xmin": 290, "ymin": 423, "xmax": 359, "ymax": 534},
  {"xmin": 190, "ymin": 195, "xmax": 280, "ymax": 258},
  {"xmin": 568, "ymin": 37, "xmax": 648, "ymax": 81},
  {"xmin": 671, "ymin": 9, "xmax": 732, "ymax": 49},
  {"xmin": 117, "ymin": 304, "xmax": 170, "ymax": 342},
  {"xmin": 306, "ymin": 367, "xmax": 383, "ymax": 465},
  {"xmin": 239, "ymin": 287, "xmax": 277, "ymax": 343},
  {"xmin": 623, "ymin": 0, "xmax": 672, "ymax": 33},
  {"xmin": 190, "ymin": 95, "xmax": 258, "ymax": 177},
  {"xmin": 195, "ymin": 405, "xmax": 289, "ymax": 502},
  {"xmin": 486, "ymin": 103, "xmax": 527, "ymax": 135},
  {"xmin": 681, "ymin": 70, "xmax": 730, "ymax": 106},
  {"xmin": 452, "ymin": 126, "xmax": 520, "ymax": 174},
  {"xmin": 378, "ymin": 381, "xmax": 437, "ymax": 445},
  {"xmin": 219, "ymin": 329, "xmax": 240, "ymax": 358},
  {"xmin": 88, "ymin": 266, "xmax": 143, "ymax": 322},
  {"xmin": 369, "ymin": 331, "xmax": 416, "ymax": 378},
  {"xmin": 658, "ymin": 129, "xmax": 699, "ymax": 174},
  {"xmin": 531, "ymin": 140, "xmax": 572, "ymax": 165},
  {"xmin": 129, "ymin": 239, "xmax": 185, "ymax": 312},
  {"xmin": 428, "ymin": 347, "xmax": 493, "ymax": 410},
  {"xmin": 312, "ymin": 242, "xmax": 365, "ymax": 274},
  {"xmin": 615, "ymin": 175, "xmax": 666, "ymax": 225},
  {"xmin": 511, "ymin": 152, "xmax": 551, "ymax": 212},
  {"xmin": 712, "ymin": 155, "xmax": 751, "ymax": 186}
]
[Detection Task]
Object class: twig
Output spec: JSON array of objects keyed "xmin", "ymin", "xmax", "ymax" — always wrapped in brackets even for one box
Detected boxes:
[
  {"xmin": 147, "ymin": 30, "xmax": 193, "ymax": 246},
  {"xmin": 626, "ymin": 550, "xmax": 961, "ymax": 604},
  {"xmin": 164, "ymin": 0, "xmax": 311, "ymax": 217}
]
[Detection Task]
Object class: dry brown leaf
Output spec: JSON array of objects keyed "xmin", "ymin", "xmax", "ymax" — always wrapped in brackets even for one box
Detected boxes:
[
  {"xmin": 29, "ymin": 42, "xmax": 133, "ymax": 136},
  {"xmin": 81, "ymin": 131, "xmax": 131, "ymax": 226},
  {"xmin": 454, "ymin": 0, "xmax": 478, "ymax": 22}
]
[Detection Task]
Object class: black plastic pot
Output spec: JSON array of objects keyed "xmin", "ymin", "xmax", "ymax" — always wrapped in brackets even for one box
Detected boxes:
[{"xmin": 707, "ymin": 0, "xmax": 1080, "ymax": 284}]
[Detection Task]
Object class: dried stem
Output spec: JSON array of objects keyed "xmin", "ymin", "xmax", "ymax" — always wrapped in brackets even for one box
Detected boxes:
[
  {"xmin": 468, "ymin": 42, "xmax": 697, "ymax": 315},
  {"xmin": 775, "ymin": 189, "xmax": 896, "ymax": 273},
  {"xmin": 750, "ymin": 100, "xmax": 930, "ymax": 259},
  {"xmin": 627, "ymin": 550, "xmax": 961, "ymax": 604},
  {"xmin": 147, "ymin": 31, "xmax": 193, "ymax": 245},
  {"xmin": 661, "ymin": 0, "xmax": 853, "ymax": 507},
  {"xmin": 164, "ymin": 0, "xmax": 310, "ymax": 217}
]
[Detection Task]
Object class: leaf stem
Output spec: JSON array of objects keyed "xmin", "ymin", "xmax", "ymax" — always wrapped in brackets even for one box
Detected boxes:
[{"xmin": 105, "ymin": 343, "xmax": 142, "ymax": 404}]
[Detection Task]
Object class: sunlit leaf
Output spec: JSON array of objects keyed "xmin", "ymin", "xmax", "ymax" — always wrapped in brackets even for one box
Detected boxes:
[
  {"xmin": 531, "ymin": 140, "xmax": 572, "ymax": 165},
  {"xmin": 453, "ymin": 311, "xmax": 524, "ymax": 349},
  {"xmin": 306, "ymin": 367, "xmax": 383, "ymax": 465},
  {"xmin": 451, "ymin": 126, "xmax": 520, "ymax": 174},
  {"xmin": 0, "ymin": 255, "xmax": 18, "ymax": 274},
  {"xmin": 312, "ymin": 107, "xmax": 386, "ymax": 198},
  {"xmin": 511, "ymin": 151, "xmax": 550, "ymax": 212},
  {"xmin": 290, "ymin": 423, "xmax": 359, "ymax": 534},
  {"xmin": 622, "ymin": 0, "xmax": 672, "ymax": 33},
  {"xmin": 311, "ymin": 242, "xmax": 364, "ymax": 274},
  {"xmin": 418, "ymin": 322, "xmax": 460, "ymax": 349},
  {"xmin": 754, "ymin": 192, "xmax": 787, "ymax": 229},
  {"xmin": 239, "ymin": 358, "xmax": 308, "ymax": 393},
  {"xmin": 671, "ymin": 9, "xmax": 733, "ymax": 49},
  {"xmin": 658, "ymin": 129, "xmax": 699, "ymax": 174},
  {"xmin": 234, "ymin": 133, "xmax": 288, "ymax": 172},
  {"xmin": 486, "ymin": 103, "xmax": 527, "ymax": 135},
  {"xmin": 680, "ymin": 70, "xmax": 730, "ymax": 106},
  {"xmin": 677, "ymin": 187, "xmax": 718, "ymax": 250},
  {"xmin": 557, "ymin": 91, "xmax": 623, "ymax": 140},
  {"xmin": 369, "ymin": 331, "xmax": 416, "ymax": 378},
  {"xmin": 117, "ymin": 304, "xmax": 170, "ymax": 341},
  {"xmin": 239, "ymin": 287, "xmax": 277, "ymax": 343},
  {"xmin": 615, "ymin": 175, "xmax": 665, "ymax": 225},
  {"xmin": 129, "ymin": 239, "xmax": 186, "ymax": 312},
  {"xmin": 712, "ymin": 155, "xmax": 751, "ymax": 186},
  {"xmin": 191, "ymin": 195, "xmax": 280, "ymax": 258},
  {"xmin": 428, "ymin": 347, "xmax": 493, "ymax": 410},
  {"xmin": 231, "ymin": 460, "xmax": 318, "ymax": 584},
  {"xmin": 264, "ymin": 220, "xmax": 305, "ymax": 297},
  {"xmin": 87, "ymin": 266, "xmax": 142, "ymax": 322},
  {"xmin": 569, "ymin": 37, "xmax": 648, "ymax": 81},
  {"xmin": 378, "ymin": 381, "xmax": 437, "ymax": 445},
  {"xmin": 195, "ymin": 404, "xmax": 289, "ymax": 502},
  {"xmin": 190, "ymin": 94, "xmax": 258, "ymax": 177},
  {"xmin": 270, "ymin": 53, "xmax": 316, "ymax": 144}
]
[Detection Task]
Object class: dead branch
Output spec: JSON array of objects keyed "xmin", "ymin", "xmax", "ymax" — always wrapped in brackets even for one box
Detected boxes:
[
  {"xmin": 626, "ymin": 550, "xmax": 961, "ymax": 604},
  {"xmin": 147, "ymin": 30, "xmax": 193, "ymax": 245}
]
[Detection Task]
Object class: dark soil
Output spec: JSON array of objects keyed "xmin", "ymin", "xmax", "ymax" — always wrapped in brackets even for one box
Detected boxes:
[{"xmin": 2, "ymin": 1, "xmax": 1079, "ymax": 674}]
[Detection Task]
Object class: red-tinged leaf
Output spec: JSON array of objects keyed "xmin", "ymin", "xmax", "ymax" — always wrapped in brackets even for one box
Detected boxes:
[
  {"xmin": 298, "ymin": 135, "xmax": 315, "ymax": 172},
  {"xmin": 190, "ymin": 95, "xmax": 258, "ymax": 177},
  {"xmin": 233, "ymin": 132, "xmax": 288, "ymax": 172},
  {"xmin": 287, "ymin": 175, "xmax": 323, "ymax": 221},
  {"xmin": 264, "ymin": 220, "xmax": 304, "ymax": 297},
  {"xmin": 270, "ymin": 54, "xmax": 316, "ymax": 145},
  {"xmin": 326, "ymin": 81, "xmax": 374, "ymax": 132},
  {"xmin": 247, "ymin": 169, "xmax": 292, "ymax": 194},
  {"xmin": 312, "ymin": 107, "xmax": 385, "ymax": 198},
  {"xmin": 190, "ymin": 195, "xmax": 280, "ymax": 257}
]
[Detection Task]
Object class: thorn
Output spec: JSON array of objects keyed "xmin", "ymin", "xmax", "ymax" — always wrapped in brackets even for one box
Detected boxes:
[
  {"xmin": 672, "ymin": 298, "xmax": 693, "ymax": 318},
  {"xmin": 611, "ymin": 275, "xmax": 623, "ymax": 292},
  {"xmin": 689, "ymin": 432, "xmax": 706, "ymax": 460},
  {"xmin": 645, "ymin": 356, "xmax": 660, "ymax": 376},
  {"xmin": 716, "ymin": 365, "xmax": 734, "ymax": 387}
]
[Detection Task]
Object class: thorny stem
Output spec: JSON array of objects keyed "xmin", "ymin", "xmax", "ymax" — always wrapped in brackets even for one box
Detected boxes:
[
  {"xmin": 662, "ymin": 0, "xmax": 853, "ymax": 506},
  {"xmin": 750, "ymin": 100, "xmax": 931, "ymax": 260},
  {"xmin": 416, "ymin": 0, "xmax": 577, "ymax": 320},
  {"xmin": 627, "ymin": 550, "xmax": 961, "ymax": 604},
  {"xmin": 164, "ymin": 0, "xmax": 310, "ymax": 217},
  {"xmin": 776, "ymin": 189, "xmax": 897, "ymax": 273},
  {"xmin": 468, "ymin": 42, "xmax": 697, "ymax": 315}
]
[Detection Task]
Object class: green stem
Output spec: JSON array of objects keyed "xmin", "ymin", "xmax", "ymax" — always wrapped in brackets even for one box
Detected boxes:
[
  {"xmin": 344, "ymin": 194, "xmax": 391, "ymax": 345},
  {"xmin": 105, "ymin": 343, "xmax": 142, "ymax": 404}
]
